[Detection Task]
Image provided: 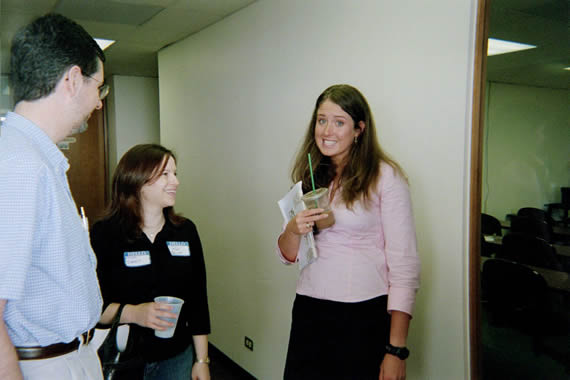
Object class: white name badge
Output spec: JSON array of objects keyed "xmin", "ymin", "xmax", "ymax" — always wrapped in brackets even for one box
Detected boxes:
[
  {"xmin": 124, "ymin": 251, "xmax": 151, "ymax": 267},
  {"xmin": 167, "ymin": 241, "xmax": 190, "ymax": 257}
]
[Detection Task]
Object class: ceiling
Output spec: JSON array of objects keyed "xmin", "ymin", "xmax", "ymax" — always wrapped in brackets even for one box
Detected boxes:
[
  {"xmin": 0, "ymin": 0, "xmax": 568, "ymax": 89},
  {"xmin": 487, "ymin": 0, "xmax": 568, "ymax": 89},
  {"xmin": 0, "ymin": 0, "xmax": 256, "ymax": 78}
]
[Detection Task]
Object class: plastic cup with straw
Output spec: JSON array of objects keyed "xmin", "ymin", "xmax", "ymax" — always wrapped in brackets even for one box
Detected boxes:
[{"xmin": 303, "ymin": 153, "xmax": 335, "ymax": 229}]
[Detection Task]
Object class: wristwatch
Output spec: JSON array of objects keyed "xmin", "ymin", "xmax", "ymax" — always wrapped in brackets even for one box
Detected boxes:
[{"xmin": 385, "ymin": 343, "xmax": 409, "ymax": 360}]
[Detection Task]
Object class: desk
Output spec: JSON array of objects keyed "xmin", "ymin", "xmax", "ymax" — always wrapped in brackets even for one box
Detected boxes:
[
  {"xmin": 484, "ymin": 235, "xmax": 570, "ymax": 258},
  {"xmin": 500, "ymin": 219, "xmax": 570, "ymax": 236},
  {"xmin": 555, "ymin": 225, "xmax": 570, "ymax": 236},
  {"xmin": 483, "ymin": 234, "xmax": 503, "ymax": 245},
  {"xmin": 481, "ymin": 257, "xmax": 570, "ymax": 293},
  {"xmin": 554, "ymin": 244, "xmax": 570, "ymax": 258}
]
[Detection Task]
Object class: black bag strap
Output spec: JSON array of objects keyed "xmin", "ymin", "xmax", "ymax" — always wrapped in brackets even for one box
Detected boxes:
[
  {"xmin": 98, "ymin": 303, "xmax": 145, "ymax": 378},
  {"xmin": 97, "ymin": 304, "xmax": 127, "ymax": 361},
  {"xmin": 96, "ymin": 304, "xmax": 126, "ymax": 330},
  {"xmin": 111, "ymin": 304, "xmax": 126, "ymax": 327}
]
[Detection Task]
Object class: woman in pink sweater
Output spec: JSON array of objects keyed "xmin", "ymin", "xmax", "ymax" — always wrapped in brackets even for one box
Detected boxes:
[{"xmin": 277, "ymin": 84, "xmax": 421, "ymax": 380}]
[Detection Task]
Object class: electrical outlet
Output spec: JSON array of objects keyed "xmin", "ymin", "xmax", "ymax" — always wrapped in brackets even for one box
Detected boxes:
[{"xmin": 244, "ymin": 336, "xmax": 254, "ymax": 351}]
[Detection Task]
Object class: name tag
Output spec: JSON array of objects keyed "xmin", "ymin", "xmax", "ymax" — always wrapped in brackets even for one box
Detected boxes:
[
  {"xmin": 124, "ymin": 251, "xmax": 151, "ymax": 267},
  {"xmin": 167, "ymin": 241, "xmax": 190, "ymax": 257}
]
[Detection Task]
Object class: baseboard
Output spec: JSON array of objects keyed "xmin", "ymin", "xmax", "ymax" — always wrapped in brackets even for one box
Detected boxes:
[{"xmin": 209, "ymin": 343, "xmax": 257, "ymax": 379}]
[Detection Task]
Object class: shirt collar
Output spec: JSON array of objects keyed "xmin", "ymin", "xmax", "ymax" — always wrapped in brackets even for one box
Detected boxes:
[{"xmin": 5, "ymin": 112, "xmax": 70, "ymax": 173}]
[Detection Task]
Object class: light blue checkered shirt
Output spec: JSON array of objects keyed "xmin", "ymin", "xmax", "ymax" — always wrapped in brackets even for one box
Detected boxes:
[{"xmin": 0, "ymin": 112, "xmax": 102, "ymax": 346}]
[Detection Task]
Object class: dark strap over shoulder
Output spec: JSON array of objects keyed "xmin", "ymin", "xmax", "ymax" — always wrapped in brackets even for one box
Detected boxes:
[
  {"xmin": 112, "ymin": 304, "xmax": 127, "ymax": 326},
  {"xmin": 98, "ymin": 304, "xmax": 127, "ymax": 361},
  {"xmin": 97, "ymin": 303, "xmax": 145, "ymax": 378},
  {"xmin": 96, "ymin": 304, "xmax": 126, "ymax": 330}
]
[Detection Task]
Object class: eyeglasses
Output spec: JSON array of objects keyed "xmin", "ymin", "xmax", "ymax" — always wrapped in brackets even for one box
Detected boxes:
[{"xmin": 84, "ymin": 74, "xmax": 110, "ymax": 100}]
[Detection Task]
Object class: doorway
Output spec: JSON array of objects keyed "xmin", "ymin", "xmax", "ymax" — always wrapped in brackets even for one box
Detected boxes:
[
  {"xmin": 60, "ymin": 107, "xmax": 108, "ymax": 228},
  {"xmin": 470, "ymin": 0, "xmax": 569, "ymax": 378}
]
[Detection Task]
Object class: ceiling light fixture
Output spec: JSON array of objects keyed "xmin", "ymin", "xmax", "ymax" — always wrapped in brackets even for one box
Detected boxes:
[
  {"xmin": 95, "ymin": 38, "xmax": 115, "ymax": 50},
  {"xmin": 487, "ymin": 38, "xmax": 536, "ymax": 56}
]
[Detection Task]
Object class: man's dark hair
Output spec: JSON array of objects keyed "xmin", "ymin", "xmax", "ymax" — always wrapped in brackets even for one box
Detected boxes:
[{"xmin": 10, "ymin": 13, "xmax": 105, "ymax": 104}]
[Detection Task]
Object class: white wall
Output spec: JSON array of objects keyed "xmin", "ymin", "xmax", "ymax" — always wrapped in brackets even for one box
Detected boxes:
[
  {"xmin": 482, "ymin": 82, "xmax": 569, "ymax": 220},
  {"xmin": 0, "ymin": 75, "xmax": 13, "ymax": 117},
  {"xmin": 158, "ymin": 0, "xmax": 478, "ymax": 379},
  {"xmin": 106, "ymin": 75, "xmax": 160, "ymax": 173}
]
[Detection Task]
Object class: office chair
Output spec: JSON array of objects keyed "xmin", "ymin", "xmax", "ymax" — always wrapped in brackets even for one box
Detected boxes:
[
  {"xmin": 481, "ymin": 258, "xmax": 570, "ymax": 371},
  {"xmin": 510, "ymin": 215, "xmax": 554, "ymax": 242},
  {"xmin": 481, "ymin": 258, "xmax": 546, "ymax": 329},
  {"xmin": 481, "ymin": 213, "xmax": 502, "ymax": 236},
  {"xmin": 481, "ymin": 213, "xmax": 503, "ymax": 257},
  {"xmin": 517, "ymin": 207, "xmax": 554, "ymax": 225},
  {"xmin": 499, "ymin": 232, "xmax": 563, "ymax": 271}
]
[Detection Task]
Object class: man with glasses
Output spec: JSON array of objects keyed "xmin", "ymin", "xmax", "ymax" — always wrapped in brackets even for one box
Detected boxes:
[
  {"xmin": 73, "ymin": 75, "xmax": 110, "ymax": 135},
  {"xmin": 87, "ymin": 75, "xmax": 111, "ymax": 100},
  {"xmin": 0, "ymin": 13, "xmax": 108, "ymax": 380}
]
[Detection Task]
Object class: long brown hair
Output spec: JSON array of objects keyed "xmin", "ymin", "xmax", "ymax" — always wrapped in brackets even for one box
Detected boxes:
[
  {"xmin": 101, "ymin": 144, "xmax": 184, "ymax": 239},
  {"xmin": 291, "ymin": 84, "xmax": 404, "ymax": 209}
]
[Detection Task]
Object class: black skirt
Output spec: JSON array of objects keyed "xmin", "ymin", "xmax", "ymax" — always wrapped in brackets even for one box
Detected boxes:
[{"xmin": 284, "ymin": 294, "xmax": 390, "ymax": 380}]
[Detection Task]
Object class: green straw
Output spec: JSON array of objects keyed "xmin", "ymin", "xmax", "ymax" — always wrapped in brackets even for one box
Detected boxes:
[
  {"xmin": 308, "ymin": 153, "xmax": 316, "ymax": 192},
  {"xmin": 308, "ymin": 153, "xmax": 319, "ymax": 209}
]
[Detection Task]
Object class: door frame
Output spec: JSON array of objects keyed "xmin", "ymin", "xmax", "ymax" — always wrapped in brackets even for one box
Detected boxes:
[{"xmin": 469, "ymin": 0, "xmax": 490, "ymax": 379}]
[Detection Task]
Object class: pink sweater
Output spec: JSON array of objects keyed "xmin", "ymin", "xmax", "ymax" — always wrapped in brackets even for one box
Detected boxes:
[{"xmin": 278, "ymin": 162, "xmax": 421, "ymax": 316}]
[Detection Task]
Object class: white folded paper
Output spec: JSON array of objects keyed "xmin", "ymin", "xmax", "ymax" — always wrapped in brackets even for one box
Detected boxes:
[{"xmin": 278, "ymin": 181, "xmax": 318, "ymax": 271}]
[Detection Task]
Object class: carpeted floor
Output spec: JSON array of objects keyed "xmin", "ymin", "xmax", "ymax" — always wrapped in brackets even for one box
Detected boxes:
[
  {"xmin": 209, "ymin": 344, "xmax": 257, "ymax": 380},
  {"xmin": 480, "ymin": 302, "xmax": 568, "ymax": 380}
]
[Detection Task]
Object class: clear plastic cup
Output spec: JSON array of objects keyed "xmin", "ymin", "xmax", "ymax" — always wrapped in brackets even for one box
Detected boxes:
[
  {"xmin": 154, "ymin": 296, "xmax": 184, "ymax": 338},
  {"xmin": 301, "ymin": 188, "xmax": 335, "ymax": 229}
]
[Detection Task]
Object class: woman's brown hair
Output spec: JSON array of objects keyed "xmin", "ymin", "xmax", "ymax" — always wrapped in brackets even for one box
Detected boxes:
[
  {"xmin": 101, "ymin": 144, "xmax": 185, "ymax": 239},
  {"xmin": 291, "ymin": 84, "xmax": 404, "ymax": 209}
]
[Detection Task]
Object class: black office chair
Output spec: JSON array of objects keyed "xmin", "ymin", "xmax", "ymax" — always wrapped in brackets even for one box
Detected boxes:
[
  {"xmin": 481, "ymin": 258, "xmax": 546, "ymax": 330},
  {"xmin": 498, "ymin": 232, "xmax": 563, "ymax": 271},
  {"xmin": 517, "ymin": 207, "xmax": 554, "ymax": 225},
  {"xmin": 510, "ymin": 215, "xmax": 554, "ymax": 242},
  {"xmin": 481, "ymin": 213, "xmax": 502, "ymax": 236},
  {"xmin": 481, "ymin": 213, "xmax": 503, "ymax": 257},
  {"xmin": 481, "ymin": 258, "xmax": 570, "ymax": 371}
]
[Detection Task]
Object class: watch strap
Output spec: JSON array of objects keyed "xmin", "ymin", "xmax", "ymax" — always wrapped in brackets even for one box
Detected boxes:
[{"xmin": 385, "ymin": 343, "xmax": 410, "ymax": 360}]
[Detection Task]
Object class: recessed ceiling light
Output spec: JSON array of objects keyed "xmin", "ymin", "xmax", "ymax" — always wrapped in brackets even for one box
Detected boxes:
[
  {"xmin": 487, "ymin": 38, "xmax": 536, "ymax": 56},
  {"xmin": 95, "ymin": 38, "xmax": 115, "ymax": 51}
]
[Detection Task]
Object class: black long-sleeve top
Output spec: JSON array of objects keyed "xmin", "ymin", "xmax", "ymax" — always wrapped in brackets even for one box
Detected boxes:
[{"xmin": 90, "ymin": 216, "xmax": 211, "ymax": 363}]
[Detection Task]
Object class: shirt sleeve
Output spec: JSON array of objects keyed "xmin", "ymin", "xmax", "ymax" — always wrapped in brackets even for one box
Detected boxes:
[
  {"xmin": 187, "ymin": 221, "xmax": 211, "ymax": 335},
  {"xmin": 0, "ymin": 158, "xmax": 42, "ymax": 300},
  {"xmin": 276, "ymin": 222, "xmax": 296, "ymax": 265},
  {"xmin": 380, "ymin": 164, "xmax": 421, "ymax": 316}
]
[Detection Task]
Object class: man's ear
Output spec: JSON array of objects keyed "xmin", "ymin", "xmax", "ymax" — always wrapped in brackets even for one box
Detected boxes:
[{"xmin": 60, "ymin": 65, "xmax": 83, "ymax": 98}]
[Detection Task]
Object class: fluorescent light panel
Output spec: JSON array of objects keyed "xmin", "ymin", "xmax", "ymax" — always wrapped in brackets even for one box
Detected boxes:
[
  {"xmin": 487, "ymin": 38, "xmax": 536, "ymax": 56},
  {"xmin": 95, "ymin": 38, "xmax": 115, "ymax": 50}
]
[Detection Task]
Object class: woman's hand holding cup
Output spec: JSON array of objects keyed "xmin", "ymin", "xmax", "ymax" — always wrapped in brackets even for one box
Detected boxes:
[
  {"xmin": 125, "ymin": 302, "xmax": 177, "ymax": 331},
  {"xmin": 287, "ymin": 208, "xmax": 329, "ymax": 235}
]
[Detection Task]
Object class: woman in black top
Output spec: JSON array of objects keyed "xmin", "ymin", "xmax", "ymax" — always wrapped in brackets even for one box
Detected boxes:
[{"xmin": 91, "ymin": 144, "xmax": 211, "ymax": 380}]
